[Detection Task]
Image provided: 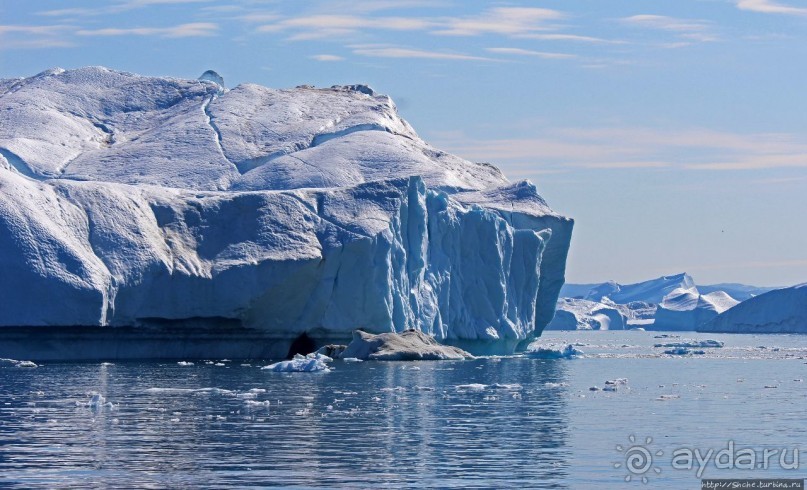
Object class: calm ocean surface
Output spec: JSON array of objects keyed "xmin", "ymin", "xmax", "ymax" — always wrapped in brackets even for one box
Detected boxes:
[{"xmin": 2, "ymin": 331, "xmax": 807, "ymax": 489}]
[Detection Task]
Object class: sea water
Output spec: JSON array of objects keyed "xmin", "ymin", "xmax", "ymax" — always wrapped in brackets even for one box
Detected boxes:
[{"xmin": 2, "ymin": 331, "xmax": 807, "ymax": 488}]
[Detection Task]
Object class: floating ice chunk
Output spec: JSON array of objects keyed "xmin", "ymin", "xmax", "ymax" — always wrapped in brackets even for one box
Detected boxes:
[
  {"xmin": 177, "ymin": 361, "xmax": 194, "ymax": 366},
  {"xmin": 248, "ymin": 388, "xmax": 266, "ymax": 393},
  {"xmin": 654, "ymin": 340, "xmax": 724, "ymax": 348},
  {"xmin": 605, "ymin": 378, "xmax": 628, "ymax": 386},
  {"xmin": 602, "ymin": 385, "xmax": 617, "ymax": 392},
  {"xmin": 262, "ymin": 354, "xmax": 331, "ymax": 373},
  {"xmin": 455, "ymin": 383, "xmax": 487, "ymax": 391},
  {"xmin": 664, "ymin": 347, "xmax": 707, "ymax": 355},
  {"xmin": 342, "ymin": 357, "xmax": 363, "ymax": 363},
  {"xmin": 244, "ymin": 400, "xmax": 271, "ymax": 408},
  {"xmin": 656, "ymin": 394, "xmax": 680, "ymax": 401},
  {"xmin": 764, "ymin": 385, "xmax": 778, "ymax": 389},
  {"xmin": 544, "ymin": 382, "xmax": 568, "ymax": 388},
  {"xmin": 526, "ymin": 344, "xmax": 583, "ymax": 359},
  {"xmin": 589, "ymin": 386, "xmax": 600, "ymax": 391},
  {"xmin": 491, "ymin": 383, "xmax": 522, "ymax": 390},
  {"xmin": 144, "ymin": 387, "xmax": 235, "ymax": 395},
  {"xmin": 2, "ymin": 358, "xmax": 38, "ymax": 368},
  {"xmin": 80, "ymin": 393, "xmax": 115, "ymax": 411},
  {"xmin": 236, "ymin": 392, "xmax": 258, "ymax": 399}
]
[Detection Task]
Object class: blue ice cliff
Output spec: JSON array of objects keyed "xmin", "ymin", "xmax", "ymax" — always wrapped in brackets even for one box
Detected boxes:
[{"xmin": 0, "ymin": 67, "xmax": 573, "ymax": 359}]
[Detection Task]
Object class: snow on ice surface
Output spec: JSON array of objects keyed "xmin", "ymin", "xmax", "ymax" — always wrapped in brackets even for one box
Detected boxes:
[
  {"xmin": 0, "ymin": 67, "xmax": 572, "ymax": 357},
  {"xmin": 700, "ymin": 283, "xmax": 807, "ymax": 333}
]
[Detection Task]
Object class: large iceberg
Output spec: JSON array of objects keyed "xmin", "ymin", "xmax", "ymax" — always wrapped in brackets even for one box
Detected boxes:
[
  {"xmin": 699, "ymin": 284, "xmax": 806, "ymax": 333},
  {"xmin": 0, "ymin": 67, "xmax": 572, "ymax": 359}
]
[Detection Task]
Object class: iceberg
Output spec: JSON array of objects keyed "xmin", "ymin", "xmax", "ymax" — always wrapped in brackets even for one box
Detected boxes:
[
  {"xmin": 699, "ymin": 284, "xmax": 807, "ymax": 333},
  {"xmin": 0, "ymin": 67, "xmax": 573, "ymax": 359},
  {"xmin": 545, "ymin": 298, "xmax": 626, "ymax": 330},
  {"xmin": 653, "ymin": 289, "xmax": 739, "ymax": 331},
  {"xmin": 558, "ymin": 273, "xmax": 755, "ymax": 331}
]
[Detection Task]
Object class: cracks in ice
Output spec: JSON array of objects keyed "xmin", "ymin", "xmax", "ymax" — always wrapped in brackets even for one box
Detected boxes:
[{"xmin": 202, "ymin": 95, "xmax": 240, "ymax": 175}]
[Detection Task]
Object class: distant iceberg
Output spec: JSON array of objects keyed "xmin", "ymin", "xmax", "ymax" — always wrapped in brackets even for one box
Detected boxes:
[
  {"xmin": 556, "ymin": 273, "xmax": 767, "ymax": 331},
  {"xmin": 699, "ymin": 284, "xmax": 807, "ymax": 333}
]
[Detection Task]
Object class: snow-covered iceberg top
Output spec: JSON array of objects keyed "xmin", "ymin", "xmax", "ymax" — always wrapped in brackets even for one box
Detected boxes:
[{"xmin": 0, "ymin": 67, "xmax": 573, "ymax": 358}]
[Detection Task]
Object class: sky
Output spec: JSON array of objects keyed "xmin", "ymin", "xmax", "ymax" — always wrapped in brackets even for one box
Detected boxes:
[{"xmin": 1, "ymin": 0, "xmax": 806, "ymax": 287}]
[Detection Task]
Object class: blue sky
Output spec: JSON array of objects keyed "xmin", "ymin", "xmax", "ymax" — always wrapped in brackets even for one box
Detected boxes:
[{"xmin": 1, "ymin": 0, "xmax": 806, "ymax": 287}]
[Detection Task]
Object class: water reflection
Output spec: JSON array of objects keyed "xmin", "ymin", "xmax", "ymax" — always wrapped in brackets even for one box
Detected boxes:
[{"xmin": 0, "ymin": 358, "xmax": 572, "ymax": 488}]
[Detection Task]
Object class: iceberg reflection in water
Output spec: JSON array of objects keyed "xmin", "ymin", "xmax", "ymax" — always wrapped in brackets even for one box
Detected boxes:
[{"xmin": 0, "ymin": 358, "xmax": 571, "ymax": 488}]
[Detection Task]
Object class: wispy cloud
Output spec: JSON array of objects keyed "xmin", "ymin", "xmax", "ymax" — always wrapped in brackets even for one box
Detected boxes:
[
  {"xmin": 431, "ymin": 126, "xmax": 807, "ymax": 176},
  {"xmin": 432, "ymin": 7, "xmax": 565, "ymax": 36},
  {"xmin": 255, "ymin": 7, "xmax": 572, "ymax": 42},
  {"xmin": 485, "ymin": 47, "xmax": 575, "ymax": 60},
  {"xmin": 736, "ymin": 0, "xmax": 807, "ymax": 15},
  {"xmin": 621, "ymin": 14, "xmax": 717, "ymax": 43},
  {"xmin": 77, "ymin": 22, "xmax": 218, "ymax": 38},
  {"xmin": 518, "ymin": 33, "xmax": 626, "ymax": 44},
  {"xmin": 310, "ymin": 54, "xmax": 344, "ymax": 62},
  {"xmin": 351, "ymin": 45, "xmax": 498, "ymax": 61},
  {"xmin": 0, "ymin": 24, "xmax": 75, "ymax": 49},
  {"xmin": 38, "ymin": 0, "xmax": 211, "ymax": 17}
]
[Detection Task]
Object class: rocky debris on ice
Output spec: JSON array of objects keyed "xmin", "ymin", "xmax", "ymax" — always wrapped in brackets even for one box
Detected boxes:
[
  {"xmin": 262, "ymin": 353, "xmax": 333, "ymax": 372},
  {"xmin": 525, "ymin": 344, "xmax": 583, "ymax": 359},
  {"xmin": 0, "ymin": 67, "xmax": 573, "ymax": 358},
  {"xmin": 699, "ymin": 284, "xmax": 807, "ymax": 334},
  {"xmin": 336, "ymin": 329, "xmax": 471, "ymax": 361}
]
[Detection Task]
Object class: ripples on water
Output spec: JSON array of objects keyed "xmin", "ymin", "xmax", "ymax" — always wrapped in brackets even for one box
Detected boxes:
[{"xmin": 2, "ymin": 331, "xmax": 807, "ymax": 488}]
